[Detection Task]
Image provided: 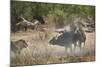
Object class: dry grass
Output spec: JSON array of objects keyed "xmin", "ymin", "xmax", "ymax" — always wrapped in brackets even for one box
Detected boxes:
[{"xmin": 10, "ymin": 29, "xmax": 95, "ymax": 66}]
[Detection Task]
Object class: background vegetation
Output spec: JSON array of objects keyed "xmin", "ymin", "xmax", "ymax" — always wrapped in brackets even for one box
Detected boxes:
[{"xmin": 11, "ymin": 1, "xmax": 95, "ymax": 28}]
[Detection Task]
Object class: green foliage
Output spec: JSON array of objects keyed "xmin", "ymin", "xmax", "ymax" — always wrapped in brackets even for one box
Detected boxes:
[{"xmin": 11, "ymin": 1, "xmax": 95, "ymax": 26}]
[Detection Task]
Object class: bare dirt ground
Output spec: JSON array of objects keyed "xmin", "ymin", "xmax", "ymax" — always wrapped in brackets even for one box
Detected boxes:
[{"xmin": 10, "ymin": 30, "xmax": 95, "ymax": 66}]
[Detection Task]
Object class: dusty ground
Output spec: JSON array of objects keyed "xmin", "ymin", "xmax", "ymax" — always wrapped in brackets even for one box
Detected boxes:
[{"xmin": 10, "ymin": 30, "xmax": 95, "ymax": 66}]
